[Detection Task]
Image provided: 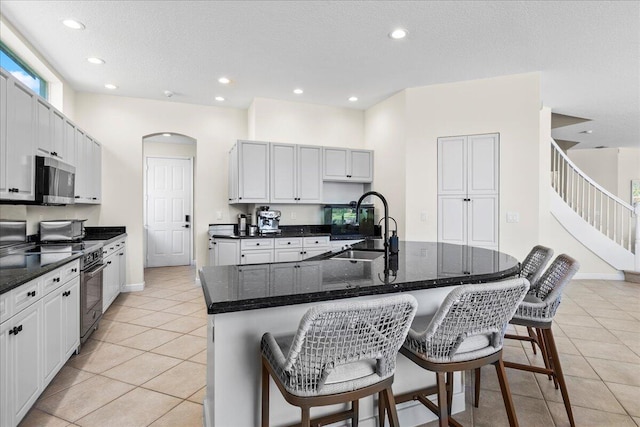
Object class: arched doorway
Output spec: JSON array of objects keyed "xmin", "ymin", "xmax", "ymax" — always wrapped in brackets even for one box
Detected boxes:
[{"xmin": 142, "ymin": 132, "xmax": 197, "ymax": 267}]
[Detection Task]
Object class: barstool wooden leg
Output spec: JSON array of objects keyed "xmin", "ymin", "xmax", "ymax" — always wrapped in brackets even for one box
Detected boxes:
[
  {"xmin": 352, "ymin": 399, "xmax": 359, "ymax": 427},
  {"xmin": 543, "ymin": 328, "xmax": 575, "ymax": 427},
  {"xmin": 436, "ymin": 372, "xmax": 448, "ymax": 427},
  {"xmin": 494, "ymin": 357, "xmax": 519, "ymax": 427},
  {"xmin": 535, "ymin": 328, "xmax": 555, "ymax": 384},
  {"xmin": 261, "ymin": 359, "xmax": 269, "ymax": 427},
  {"xmin": 527, "ymin": 327, "xmax": 538, "ymax": 355},
  {"xmin": 446, "ymin": 371, "xmax": 454, "ymax": 416},
  {"xmin": 301, "ymin": 407, "xmax": 311, "ymax": 427},
  {"xmin": 383, "ymin": 387, "xmax": 400, "ymax": 427},
  {"xmin": 378, "ymin": 391, "xmax": 386, "ymax": 427},
  {"xmin": 474, "ymin": 368, "xmax": 481, "ymax": 407}
]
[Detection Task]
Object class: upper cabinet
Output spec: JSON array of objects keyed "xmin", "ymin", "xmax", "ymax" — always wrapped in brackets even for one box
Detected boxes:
[
  {"xmin": 271, "ymin": 143, "xmax": 322, "ymax": 204},
  {"xmin": 322, "ymin": 148, "xmax": 373, "ymax": 183},
  {"xmin": 0, "ymin": 66, "xmax": 101, "ymax": 204},
  {"xmin": 229, "ymin": 140, "xmax": 270, "ymax": 204},
  {"xmin": 0, "ymin": 68, "xmax": 36, "ymax": 202}
]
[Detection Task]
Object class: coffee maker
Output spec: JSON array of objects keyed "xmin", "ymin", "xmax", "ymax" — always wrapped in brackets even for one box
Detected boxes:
[{"xmin": 257, "ymin": 206, "xmax": 281, "ymax": 234}]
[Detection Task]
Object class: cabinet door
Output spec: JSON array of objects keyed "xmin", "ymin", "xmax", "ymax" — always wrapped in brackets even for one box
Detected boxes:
[
  {"xmin": 91, "ymin": 140, "xmax": 102, "ymax": 202},
  {"xmin": 270, "ymin": 143, "xmax": 297, "ymax": 203},
  {"xmin": 62, "ymin": 279, "xmax": 80, "ymax": 359},
  {"xmin": 323, "ymin": 147, "xmax": 349, "ymax": 180},
  {"xmin": 437, "ymin": 195, "xmax": 467, "ymax": 245},
  {"xmin": 228, "ymin": 145, "xmax": 238, "ymax": 203},
  {"xmin": 238, "ymin": 140, "xmax": 269, "ymax": 203},
  {"xmin": 297, "ymin": 145, "xmax": 322, "ymax": 202},
  {"xmin": 302, "ymin": 248, "xmax": 330, "ymax": 260},
  {"xmin": 103, "ymin": 255, "xmax": 119, "ymax": 312},
  {"xmin": 74, "ymin": 127, "xmax": 87, "ymax": 200},
  {"xmin": 118, "ymin": 246, "xmax": 127, "ymax": 291},
  {"xmin": 52, "ymin": 111, "xmax": 68, "ymax": 163},
  {"xmin": 35, "ymin": 98, "xmax": 52, "ymax": 156},
  {"xmin": 349, "ymin": 150, "xmax": 373, "ymax": 182},
  {"xmin": 240, "ymin": 249, "xmax": 273, "ymax": 265},
  {"xmin": 467, "ymin": 134, "xmax": 499, "ymax": 195},
  {"xmin": 296, "ymin": 262, "xmax": 322, "ymax": 292},
  {"xmin": 438, "ymin": 136, "xmax": 467, "ymax": 195},
  {"xmin": 5, "ymin": 78, "xmax": 35, "ymax": 201},
  {"xmin": 42, "ymin": 289, "xmax": 63, "ymax": 386},
  {"xmin": 0, "ymin": 317, "xmax": 10, "ymax": 427},
  {"xmin": 213, "ymin": 239, "xmax": 240, "ymax": 266},
  {"xmin": 468, "ymin": 195, "xmax": 498, "ymax": 249},
  {"xmin": 8, "ymin": 301, "xmax": 41, "ymax": 425},
  {"xmin": 0, "ymin": 70, "xmax": 7, "ymax": 197}
]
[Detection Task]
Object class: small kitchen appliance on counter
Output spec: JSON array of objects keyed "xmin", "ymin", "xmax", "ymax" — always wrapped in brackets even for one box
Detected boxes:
[
  {"xmin": 256, "ymin": 206, "xmax": 281, "ymax": 234},
  {"xmin": 40, "ymin": 219, "xmax": 87, "ymax": 242}
]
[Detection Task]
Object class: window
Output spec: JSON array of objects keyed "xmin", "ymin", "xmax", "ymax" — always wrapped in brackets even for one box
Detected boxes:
[{"xmin": 0, "ymin": 42, "xmax": 47, "ymax": 98}]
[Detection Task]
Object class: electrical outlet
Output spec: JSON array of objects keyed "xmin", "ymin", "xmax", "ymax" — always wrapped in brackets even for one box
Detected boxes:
[
  {"xmin": 420, "ymin": 248, "xmax": 428, "ymax": 257},
  {"xmin": 420, "ymin": 211, "xmax": 428, "ymax": 222},
  {"xmin": 291, "ymin": 211, "xmax": 297, "ymax": 220},
  {"xmin": 506, "ymin": 212, "xmax": 520, "ymax": 223},
  {"xmin": 216, "ymin": 211, "xmax": 223, "ymax": 220}
]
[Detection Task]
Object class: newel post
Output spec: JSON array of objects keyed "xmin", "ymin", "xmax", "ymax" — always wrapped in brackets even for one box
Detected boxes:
[{"xmin": 635, "ymin": 202, "xmax": 640, "ymax": 271}]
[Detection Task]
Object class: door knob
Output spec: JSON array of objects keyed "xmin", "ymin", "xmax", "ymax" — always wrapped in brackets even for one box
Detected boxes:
[{"xmin": 183, "ymin": 224, "xmax": 190, "ymax": 228}]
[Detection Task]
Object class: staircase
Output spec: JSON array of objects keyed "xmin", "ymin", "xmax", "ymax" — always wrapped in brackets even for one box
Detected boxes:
[{"xmin": 549, "ymin": 138, "xmax": 639, "ymax": 279}]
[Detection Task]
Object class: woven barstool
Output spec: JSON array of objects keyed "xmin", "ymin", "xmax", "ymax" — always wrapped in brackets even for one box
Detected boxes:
[
  {"xmin": 260, "ymin": 294, "xmax": 418, "ymax": 427},
  {"xmin": 395, "ymin": 278, "xmax": 530, "ymax": 427}
]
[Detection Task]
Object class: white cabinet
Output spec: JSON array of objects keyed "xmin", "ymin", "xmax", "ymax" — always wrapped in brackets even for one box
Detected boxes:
[
  {"xmin": 274, "ymin": 237, "xmax": 303, "ymax": 262},
  {"xmin": 103, "ymin": 238, "xmax": 125, "ymax": 312},
  {"xmin": 271, "ymin": 143, "xmax": 322, "ymax": 204},
  {"xmin": 74, "ymin": 132, "xmax": 102, "ymax": 204},
  {"xmin": 302, "ymin": 236, "xmax": 331, "ymax": 259},
  {"xmin": 118, "ymin": 243, "xmax": 127, "ymax": 291},
  {"xmin": 212, "ymin": 239, "xmax": 241, "ymax": 266},
  {"xmin": 270, "ymin": 261, "xmax": 322, "ymax": 295},
  {"xmin": 35, "ymin": 99, "xmax": 69, "ymax": 162},
  {"xmin": 229, "ymin": 140, "xmax": 270, "ymax": 204},
  {"xmin": 329, "ymin": 239, "xmax": 364, "ymax": 252},
  {"xmin": 0, "ymin": 69, "xmax": 35, "ymax": 201},
  {"xmin": 437, "ymin": 134, "xmax": 499, "ymax": 250},
  {"xmin": 240, "ymin": 238, "xmax": 274, "ymax": 265},
  {"xmin": 322, "ymin": 148, "xmax": 373, "ymax": 183}
]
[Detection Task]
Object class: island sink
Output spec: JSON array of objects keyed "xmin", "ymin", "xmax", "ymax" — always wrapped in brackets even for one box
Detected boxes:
[{"xmin": 331, "ymin": 249, "xmax": 384, "ymax": 261}]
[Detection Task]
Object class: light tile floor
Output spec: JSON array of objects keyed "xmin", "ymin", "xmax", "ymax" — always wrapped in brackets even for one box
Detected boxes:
[{"xmin": 18, "ymin": 271, "xmax": 640, "ymax": 427}]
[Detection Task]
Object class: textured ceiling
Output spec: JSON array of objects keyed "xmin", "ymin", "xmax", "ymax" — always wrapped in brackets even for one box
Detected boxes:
[{"xmin": 1, "ymin": 1, "xmax": 638, "ymax": 149}]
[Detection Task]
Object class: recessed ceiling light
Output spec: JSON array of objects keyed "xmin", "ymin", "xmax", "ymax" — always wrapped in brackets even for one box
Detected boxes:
[
  {"xmin": 63, "ymin": 19, "xmax": 85, "ymax": 30},
  {"xmin": 293, "ymin": 88, "xmax": 303, "ymax": 95},
  {"xmin": 87, "ymin": 57, "xmax": 105, "ymax": 65},
  {"xmin": 163, "ymin": 90, "xmax": 174, "ymax": 98},
  {"xmin": 218, "ymin": 77, "xmax": 231, "ymax": 85},
  {"xmin": 162, "ymin": 133, "xmax": 171, "ymax": 137},
  {"xmin": 389, "ymin": 28, "xmax": 408, "ymax": 39},
  {"xmin": 104, "ymin": 83, "xmax": 118, "ymax": 90},
  {"xmin": 215, "ymin": 96, "xmax": 225, "ymax": 102},
  {"xmin": 348, "ymin": 96, "xmax": 358, "ymax": 102}
]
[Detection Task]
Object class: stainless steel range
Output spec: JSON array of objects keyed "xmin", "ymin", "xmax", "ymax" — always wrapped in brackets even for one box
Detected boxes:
[{"xmin": 78, "ymin": 243, "xmax": 104, "ymax": 345}]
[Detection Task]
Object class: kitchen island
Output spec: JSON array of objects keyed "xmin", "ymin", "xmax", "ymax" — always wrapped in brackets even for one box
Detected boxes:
[{"xmin": 199, "ymin": 241, "xmax": 519, "ymax": 427}]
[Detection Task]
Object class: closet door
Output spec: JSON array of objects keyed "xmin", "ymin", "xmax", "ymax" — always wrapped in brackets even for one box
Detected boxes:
[
  {"xmin": 467, "ymin": 134, "xmax": 499, "ymax": 195},
  {"xmin": 437, "ymin": 195, "xmax": 467, "ymax": 245},
  {"xmin": 467, "ymin": 195, "xmax": 498, "ymax": 249},
  {"xmin": 437, "ymin": 136, "xmax": 467, "ymax": 195}
]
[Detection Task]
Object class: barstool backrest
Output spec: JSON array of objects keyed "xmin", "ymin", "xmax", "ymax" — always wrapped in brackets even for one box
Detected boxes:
[
  {"xmin": 530, "ymin": 253, "xmax": 580, "ymax": 310},
  {"xmin": 405, "ymin": 279, "xmax": 529, "ymax": 363},
  {"xmin": 283, "ymin": 294, "xmax": 418, "ymax": 393},
  {"xmin": 520, "ymin": 245, "xmax": 554, "ymax": 289}
]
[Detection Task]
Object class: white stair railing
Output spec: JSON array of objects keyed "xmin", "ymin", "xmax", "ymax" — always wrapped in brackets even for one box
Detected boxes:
[{"xmin": 550, "ymin": 138, "xmax": 639, "ymax": 271}]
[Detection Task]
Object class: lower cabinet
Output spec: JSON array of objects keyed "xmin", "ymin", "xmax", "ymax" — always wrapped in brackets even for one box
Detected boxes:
[
  {"xmin": 212, "ymin": 236, "xmax": 333, "ymax": 266},
  {"xmin": 211, "ymin": 239, "xmax": 240, "ymax": 266},
  {"xmin": 0, "ymin": 260, "xmax": 80, "ymax": 427},
  {"xmin": 240, "ymin": 238, "xmax": 274, "ymax": 265},
  {"xmin": 103, "ymin": 238, "xmax": 126, "ymax": 312}
]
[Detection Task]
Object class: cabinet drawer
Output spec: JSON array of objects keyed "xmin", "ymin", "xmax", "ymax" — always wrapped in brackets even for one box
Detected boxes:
[
  {"xmin": 13, "ymin": 279, "xmax": 42, "ymax": 313},
  {"xmin": 275, "ymin": 238, "xmax": 302, "ymax": 248},
  {"xmin": 303, "ymin": 236, "xmax": 330, "ymax": 247},
  {"xmin": 59, "ymin": 260, "xmax": 80, "ymax": 284},
  {"xmin": 42, "ymin": 268, "xmax": 63, "ymax": 295},
  {"xmin": 241, "ymin": 238, "xmax": 274, "ymax": 250},
  {"xmin": 0, "ymin": 292, "xmax": 10, "ymax": 324}
]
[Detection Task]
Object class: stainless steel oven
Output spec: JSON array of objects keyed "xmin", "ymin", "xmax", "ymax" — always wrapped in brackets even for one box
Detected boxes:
[{"xmin": 80, "ymin": 245, "xmax": 104, "ymax": 345}]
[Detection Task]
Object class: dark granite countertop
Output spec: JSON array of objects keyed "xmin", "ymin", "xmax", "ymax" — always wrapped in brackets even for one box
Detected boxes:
[
  {"xmin": 1, "ymin": 252, "xmax": 83, "ymax": 294},
  {"xmin": 199, "ymin": 241, "xmax": 520, "ymax": 314}
]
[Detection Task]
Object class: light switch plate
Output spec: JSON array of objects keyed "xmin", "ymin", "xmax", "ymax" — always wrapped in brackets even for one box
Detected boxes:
[
  {"xmin": 420, "ymin": 211, "xmax": 428, "ymax": 222},
  {"xmin": 506, "ymin": 212, "xmax": 520, "ymax": 223},
  {"xmin": 216, "ymin": 211, "xmax": 223, "ymax": 220}
]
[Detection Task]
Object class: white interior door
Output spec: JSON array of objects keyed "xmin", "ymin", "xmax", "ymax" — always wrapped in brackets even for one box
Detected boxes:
[{"xmin": 146, "ymin": 157, "xmax": 192, "ymax": 267}]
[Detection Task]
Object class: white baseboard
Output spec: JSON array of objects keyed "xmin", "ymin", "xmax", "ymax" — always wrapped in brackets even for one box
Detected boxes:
[
  {"xmin": 194, "ymin": 276, "xmax": 201, "ymax": 287},
  {"xmin": 574, "ymin": 272, "xmax": 625, "ymax": 281},
  {"xmin": 122, "ymin": 281, "xmax": 145, "ymax": 292}
]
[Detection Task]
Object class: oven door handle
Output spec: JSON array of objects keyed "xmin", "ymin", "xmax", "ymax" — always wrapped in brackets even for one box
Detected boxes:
[{"xmin": 85, "ymin": 264, "xmax": 106, "ymax": 277}]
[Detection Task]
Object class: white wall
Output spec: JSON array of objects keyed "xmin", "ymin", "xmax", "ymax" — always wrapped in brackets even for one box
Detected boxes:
[
  {"xmin": 618, "ymin": 148, "xmax": 640, "ymax": 205},
  {"xmin": 364, "ymin": 91, "xmax": 407, "ymax": 237},
  {"xmin": 74, "ymin": 93, "xmax": 247, "ymax": 285},
  {"xmin": 248, "ymin": 97, "xmax": 366, "ymax": 225},
  {"xmin": 568, "ymin": 148, "xmax": 619, "ymax": 195},
  {"xmin": 402, "ymin": 73, "xmax": 542, "ymax": 261}
]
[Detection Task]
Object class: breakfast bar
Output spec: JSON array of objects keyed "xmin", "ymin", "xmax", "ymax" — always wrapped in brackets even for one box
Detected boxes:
[{"xmin": 199, "ymin": 241, "xmax": 519, "ymax": 427}]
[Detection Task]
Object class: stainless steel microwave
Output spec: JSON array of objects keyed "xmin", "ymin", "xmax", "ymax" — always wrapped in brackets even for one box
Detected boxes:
[{"xmin": 35, "ymin": 156, "xmax": 76, "ymax": 205}]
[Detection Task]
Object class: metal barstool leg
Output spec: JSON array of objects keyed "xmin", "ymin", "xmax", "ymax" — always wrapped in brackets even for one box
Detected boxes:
[
  {"xmin": 261, "ymin": 359, "xmax": 269, "ymax": 427},
  {"xmin": 543, "ymin": 328, "xmax": 575, "ymax": 427},
  {"xmin": 494, "ymin": 357, "xmax": 519, "ymax": 427}
]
